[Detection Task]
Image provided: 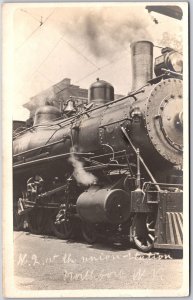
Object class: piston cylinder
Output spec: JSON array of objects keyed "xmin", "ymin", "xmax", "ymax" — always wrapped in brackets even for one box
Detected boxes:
[{"xmin": 76, "ymin": 187, "xmax": 130, "ymax": 224}]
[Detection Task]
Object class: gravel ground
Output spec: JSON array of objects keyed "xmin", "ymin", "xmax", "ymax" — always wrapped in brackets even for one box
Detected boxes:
[{"xmin": 14, "ymin": 231, "xmax": 183, "ymax": 291}]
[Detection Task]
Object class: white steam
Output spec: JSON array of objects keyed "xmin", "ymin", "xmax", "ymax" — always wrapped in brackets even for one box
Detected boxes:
[
  {"xmin": 69, "ymin": 153, "xmax": 97, "ymax": 186},
  {"xmin": 158, "ymin": 32, "xmax": 183, "ymax": 52},
  {"xmin": 30, "ymin": 86, "xmax": 56, "ymax": 107}
]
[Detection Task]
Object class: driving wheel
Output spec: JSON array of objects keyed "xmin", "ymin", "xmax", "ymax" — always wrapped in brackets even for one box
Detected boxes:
[
  {"xmin": 81, "ymin": 222, "xmax": 97, "ymax": 244},
  {"xmin": 13, "ymin": 205, "xmax": 25, "ymax": 231},
  {"xmin": 132, "ymin": 213, "xmax": 156, "ymax": 252},
  {"xmin": 27, "ymin": 208, "xmax": 47, "ymax": 234},
  {"xmin": 51, "ymin": 218, "xmax": 73, "ymax": 239}
]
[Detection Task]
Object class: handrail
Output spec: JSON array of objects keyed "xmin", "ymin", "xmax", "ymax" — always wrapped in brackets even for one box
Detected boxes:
[
  {"xmin": 13, "ymin": 93, "xmax": 134, "ymax": 139},
  {"xmin": 121, "ymin": 126, "xmax": 161, "ymax": 191},
  {"xmin": 13, "ymin": 152, "xmax": 94, "ymax": 170}
]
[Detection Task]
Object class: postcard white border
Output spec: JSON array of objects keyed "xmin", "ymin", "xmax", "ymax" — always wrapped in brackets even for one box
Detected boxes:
[{"xmin": 2, "ymin": 2, "xmax": 189, "ymax": 297}]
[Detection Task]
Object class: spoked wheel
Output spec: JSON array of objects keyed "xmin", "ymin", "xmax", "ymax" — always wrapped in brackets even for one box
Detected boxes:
[
  {"xmin": 132, "ymin": 213, "xmax": 156, "ymax": 252},
  {"xmin": 81, "ymin": 222, "xmax": 97, "ymax": 244},
  {"xmin": 51, "ymin": 218, "xmax": 73, "ymax": 239},
  {"xmin": 27, "ymin": 208, "xmax": 47, "ymax": 234},
  {"xmin": 13, "ymin": 197, "xmax": 29, "ymax": 231},
  {"xmin": 13, "ymin": 207, "xmax": 25, "ymax": 231}
]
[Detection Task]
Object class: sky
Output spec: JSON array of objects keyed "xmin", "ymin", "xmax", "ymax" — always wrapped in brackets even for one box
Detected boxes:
[{"xmin": 12, "ymin": 3, "xmax": 183, "ymax": 120}]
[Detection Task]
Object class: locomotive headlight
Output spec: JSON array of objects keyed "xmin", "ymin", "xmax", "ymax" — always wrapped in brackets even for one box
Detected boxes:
[
  {"xmin": 167, "ymin": 52, "xmax": 183, "ymax": 73},
  {"xmin": 154, "ymin": 50, "xmax": 183, "ymax": 76}
]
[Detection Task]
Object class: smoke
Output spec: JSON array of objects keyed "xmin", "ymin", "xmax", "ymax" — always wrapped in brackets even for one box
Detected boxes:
[
  {"xmin": 30, "ymin": 86, "xmax": 55, "ymax": 107},
  {"xmin": 158, "ymin": 32, "xmax": 183, "ymax": 53},
  {"xmin": 69, "ymin": 153, "xmax": 97, "ymax": 186},
  {"xmin": 60, "ymin": 7, "xmax": 152, "ymax": 59}
]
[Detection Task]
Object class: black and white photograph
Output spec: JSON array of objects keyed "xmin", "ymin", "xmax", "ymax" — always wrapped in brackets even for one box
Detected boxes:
[{"xmin": 2, "ymin": 2, "xmax": 189, "ymax": 297}]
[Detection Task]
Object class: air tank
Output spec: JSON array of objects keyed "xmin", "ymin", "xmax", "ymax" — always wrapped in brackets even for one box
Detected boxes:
[{"xmin": 76, "ymin": 187, "xmax": 130, "ymax": 224}]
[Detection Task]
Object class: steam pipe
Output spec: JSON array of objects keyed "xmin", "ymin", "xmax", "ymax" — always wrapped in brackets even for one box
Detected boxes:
[{"xmin": 136, "ymin": 148, "xmax": 141, "ymax": 190}]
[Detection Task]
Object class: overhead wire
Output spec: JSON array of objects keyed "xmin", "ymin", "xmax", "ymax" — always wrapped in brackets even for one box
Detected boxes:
[
  {"xmin": 61, "ymin": 37, "xmax": 100, "ymax": 69},
  {"xmin": 75, "ymin": 50, "xmax": 128, "ymax": 84},
  {"xmin": 20, "ymin": 9, "xmax": 43, "ymax": 24},
  {"xmin": 16, "ymin": 6, "xmax": 132, "ymax": 95},
  {"xmin": 17, "ymin": 35, "xmax": 101, "ymax": 95},
  {"xmin": 74, "ymin": 69, "xmax": 101, "ymax": 84},
  {"xmin": 19, "ymin": 45, "xmax": 129, "ymax": 101},
  {"xmin": 36, "ymin": 70, "xmax": 54, "ymax": 85},
  {"xmin": 15, "ymin": 25, "xmax": 41, "ymax": 52},
  {"xmin": 36, "ymin": 70, "xmax": 68, "ymax": 94},
  {"xmin": 17, "ymin": 35, "xmax": 65, "ymax": 94},
  {"xmin": 43, "ymin": 8, "xmax": 56, "ymax": 23},
  {"xmin": 15, "ymin": 10, "xmax": 131, "ymax": 102},
  {"xmin": 15, "ymin": 8, "xmax": 55, "ymax": 52}
]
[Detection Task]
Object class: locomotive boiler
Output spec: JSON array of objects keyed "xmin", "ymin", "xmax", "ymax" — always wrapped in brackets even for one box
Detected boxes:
[{"xmin": 13, "ymin": 41, "xmax": 183, "ymax": 252}]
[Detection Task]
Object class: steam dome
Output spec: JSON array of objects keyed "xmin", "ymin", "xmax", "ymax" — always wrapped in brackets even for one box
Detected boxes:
[{"xmin": 89, "ymin": 78, "xmax": 114, "ymax": 106}]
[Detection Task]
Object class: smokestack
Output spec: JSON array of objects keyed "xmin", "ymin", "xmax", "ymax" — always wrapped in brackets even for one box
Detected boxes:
[{"xmin": 130, "ymin": 41, "xmax": 153, "ymax": 91}]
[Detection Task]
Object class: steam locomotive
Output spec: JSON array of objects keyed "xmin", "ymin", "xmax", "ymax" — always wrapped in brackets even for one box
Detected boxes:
[{"xmin": 13, "ymin": 41, "xmax": 183, "ymax": 252}]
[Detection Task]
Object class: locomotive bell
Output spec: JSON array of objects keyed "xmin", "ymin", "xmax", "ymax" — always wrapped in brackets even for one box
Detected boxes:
[{"xmin": 64, "ymin": 98, "xmax": 76, "ymax": 115}]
